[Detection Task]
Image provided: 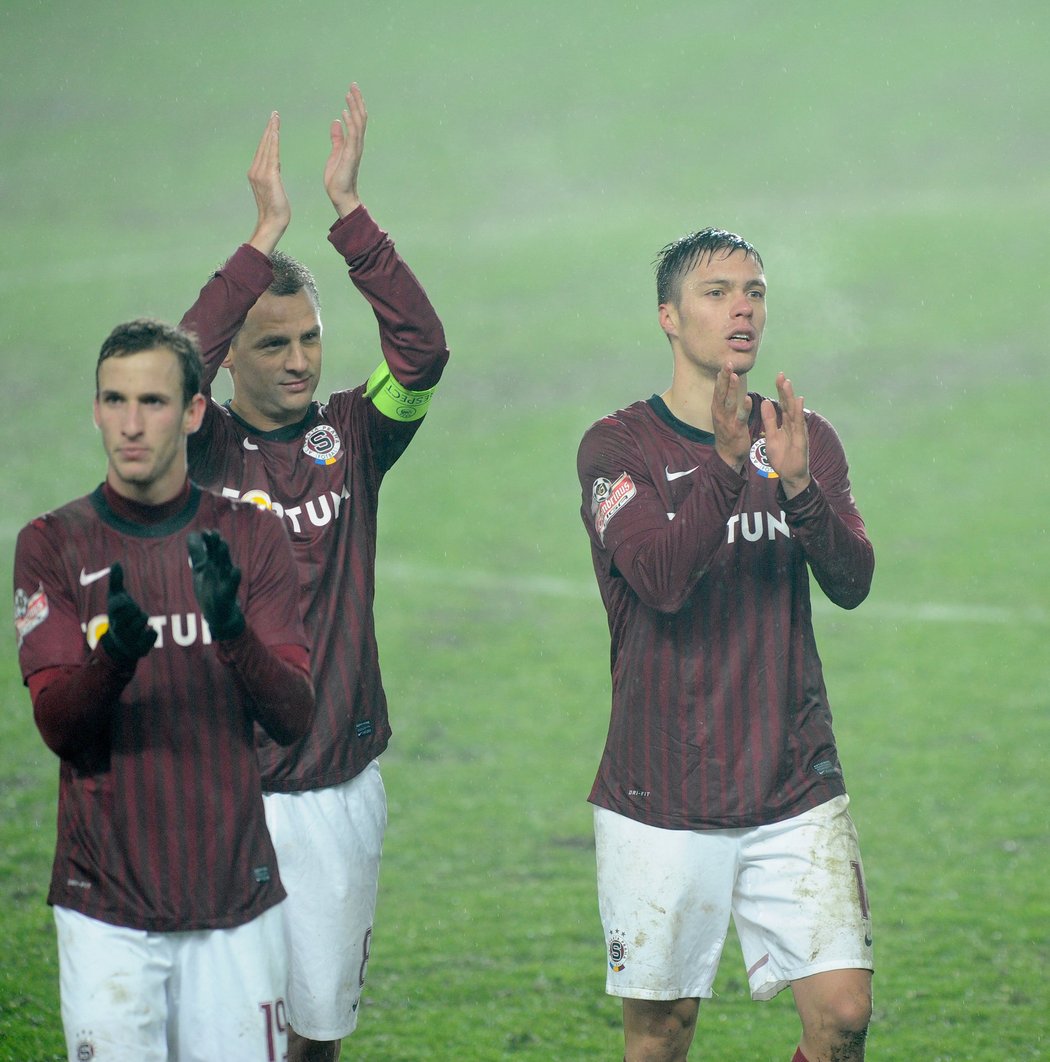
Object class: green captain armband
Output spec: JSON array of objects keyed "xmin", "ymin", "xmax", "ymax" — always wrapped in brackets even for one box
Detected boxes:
[{"xmin": 364, "ymin": 360, "xmax": 437, "ymax": 422}]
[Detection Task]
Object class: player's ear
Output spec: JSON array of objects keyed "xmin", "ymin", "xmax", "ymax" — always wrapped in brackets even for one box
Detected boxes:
[
  {"xmin": 183, "ymin": 393, "xmax": 206, "ymax": 436},
  {"xmin": 92, "ymin": 397, "xmax": 101, "ymax": 430},
  {"xmin": 222, "ymin": 329, "xmax": 242, "ymax": 371},
  {"xmin": 658, "ymin": 302, "xmax": 679, "ymax": 340}
]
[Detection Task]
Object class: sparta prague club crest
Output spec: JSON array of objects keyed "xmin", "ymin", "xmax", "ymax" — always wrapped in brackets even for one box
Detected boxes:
[
  {"xmin": 749, "ymin": 436, "xmax": 779, "ymax": 479},
  {"xmin": 303, "ymin": 424, "xmax": 343, "ymax": 466},
  {"xmin": 608, "ymin": 933, "xmax": 627, "ymax": 973}
]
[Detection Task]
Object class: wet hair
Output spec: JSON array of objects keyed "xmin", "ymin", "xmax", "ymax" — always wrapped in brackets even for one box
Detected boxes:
[
  {"xmin": 269, "ymin": 250, "xmax": 320, "ymax": 306},
  {"xmin": 655, "ymin": 227, "xmax": 764, "ymax": 305},
  {"xmin": 96, "ymin": 318, "xmax": 203, "ymax": 407}
]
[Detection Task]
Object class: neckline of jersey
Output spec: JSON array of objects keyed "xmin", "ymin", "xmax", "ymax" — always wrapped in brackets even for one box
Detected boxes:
[
  {"xmin": 91, "ymin": 483, "xmax": 204, "ymax": 539},
  {"xmin": 647, "ymin": 394, "xmax": 717, "ymax": 444},
  {"xmin": 223, "ymin": 400, "xmax": 318, "ymax": 443}
]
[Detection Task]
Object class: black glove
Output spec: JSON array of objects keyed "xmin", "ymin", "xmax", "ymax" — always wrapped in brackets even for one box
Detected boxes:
[
  {"xmin": 188, "ymin": 530, "xmax": 246, "ymax": 641},
  {"xmin": 101, "ymin": 562, "xmax": 157, "ymax": 664}
]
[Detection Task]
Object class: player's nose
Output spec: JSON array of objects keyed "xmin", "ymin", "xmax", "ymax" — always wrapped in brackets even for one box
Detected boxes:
[
  {"xmin": 285, "ymin": 343, "xmax": 309, "ymax": 373},
  {"xmin": 731, "ymin": 293, "xmax": 754, "ymax": 318},
  {"xmin": 123, "ymin": 403, "xmax": 144, "ymax": 435}
]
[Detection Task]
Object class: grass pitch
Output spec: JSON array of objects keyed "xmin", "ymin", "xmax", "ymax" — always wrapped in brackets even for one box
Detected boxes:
[{"xmin": 2, "ymin": 2, "xmax": 1048, "ymax": 1058}]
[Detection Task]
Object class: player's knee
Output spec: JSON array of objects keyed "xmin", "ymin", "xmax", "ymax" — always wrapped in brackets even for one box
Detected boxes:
[
  {"xmin": 798, "ymin": 984, "xmax": 871, "ymax": 1059},
  {"xmin": 815, "ymin": 987, "xmax": 871, "ymax": 1039},
  {"xmin": 623, "ymin": 998, "xmax": 698, "ymax": 1062},
  {"xmin": 837, "ymin": 986, "xmax": 872, "ymax": 1034}
]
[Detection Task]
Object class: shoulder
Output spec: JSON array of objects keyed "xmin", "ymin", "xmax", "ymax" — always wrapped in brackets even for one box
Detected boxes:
[
  {"xmin": 580, "ymin": 400, "xmax": 650, "ymax": 445},
  {"xmin": 578, "ymin": 400, "xmax": 657, "ymax": 468},
  {"xmin": 802, "ymin": 405, "xmax": 834, "ymax": 430},
  {"xmin": 193, "ymin": 397, "xmax": 235, "ymax": 442},
  {"xmin": 802, "ymin": 406, "xmax": 845, "ymax": 448},
  {"xmin": 15, "ymin": 513, "xmax": 55, "ymax": 562},
  {"xmin": 14, "ymin": 496, "xmax": 98, "ymax": 600},
  {"xmin": 316, "ymin": 387, "xmax": 365, "ymax": 420},
  {"xmin": 17, "ymin": 494, "xmax": 94, "ymax": 543}
]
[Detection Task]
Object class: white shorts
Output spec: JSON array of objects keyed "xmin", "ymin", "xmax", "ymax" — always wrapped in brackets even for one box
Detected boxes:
[
  {"xmin": 595, "ymin": 795, "xmax": 873, "ymax": 1002},
  {"xmin": 54, "ymin": 903, "xmax": 287, "ymax": 1062},
  {"xmin": 263, "ymin": 759, "xmax": 387, "ymax": 1040}
]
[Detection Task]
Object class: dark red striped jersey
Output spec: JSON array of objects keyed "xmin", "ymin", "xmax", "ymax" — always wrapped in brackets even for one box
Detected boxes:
[
  {"xmin": 577, "ymin": 395, "xmax": 874, "ymax": 830},
  {"xmin": 14, "ymin": 486, "xmax": 308, "ymax": 931},
  {"xmin": 181, "ymin": 207, "xmax": 449, "ymax": 792}
]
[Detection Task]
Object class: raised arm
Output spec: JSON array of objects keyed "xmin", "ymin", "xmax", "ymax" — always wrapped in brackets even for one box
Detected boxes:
[
  {"xmin": 760, "ymin": 372, "xmax": 810, "ymax": 498},
  {"xmin": 761, "ymin": 375, "xmax": 874, "ymax": 609},
  {"xmin": 179, "ymin": 112, "xmax": 287, "ymax": 389},
  {"xmin": 322, "ymin": 81, "xmax": 449, "ymax": 399},
  {"xmin": 248, "ymin": 111, "xmax": 291, "ymax": 255},
  {"xmin": 323, "ymin": 83, "xmax": 367, "ymax": 219}
]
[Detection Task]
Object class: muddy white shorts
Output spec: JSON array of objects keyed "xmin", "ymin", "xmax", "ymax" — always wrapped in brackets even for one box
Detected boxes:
[
  {"xmin": 595, "ymin": 795, "xmax": 873, "ymax": 1002},
  {"xmin": 263, "ymin": 759, "xmax": 387, "ymax": 1040},
  {"xmin": 54, "ymin": 903, "xmax": 288, "ymax": 1062}
]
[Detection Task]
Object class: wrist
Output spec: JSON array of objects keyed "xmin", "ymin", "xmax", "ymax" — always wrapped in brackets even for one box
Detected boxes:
[
  {"xmin": 780, "ymin": 473, "xmax": 812, "ymax": 500},
  {"xmin": 207, "ymin": 609, "xmax": 246, "ymax": 642},
  {"xmin": 330, "ymin": 194, "xmax": 362, "ymax": 219},
  {"xmin": 715, "ymin": 445, "xmax": 747, "ymax": 475},
  {"xmin": 248, "ymin": 222, "xmax": 288, "ymax": 257},
  {"xmin": 99, "ymin": 631, "xmax": 142, "ymax": 669}
]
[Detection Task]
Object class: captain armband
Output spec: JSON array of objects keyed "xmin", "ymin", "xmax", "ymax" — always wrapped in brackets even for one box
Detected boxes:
[{"xmin": 364, "ymin": 360, "xmax": 437, "ymax": 422}]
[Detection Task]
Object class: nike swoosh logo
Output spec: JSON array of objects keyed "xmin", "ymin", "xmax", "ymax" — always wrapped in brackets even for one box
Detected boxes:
[
  {"xmin": 243, "ymin": 438, "xmax": 259, "ymax": 451},
  {"xmin": 665, "ymin": 464, "xmax": 700, "ymax": 481},
  {"xmin": 79, "ymin": 566, "xmax": 111, "ymax": 586}
]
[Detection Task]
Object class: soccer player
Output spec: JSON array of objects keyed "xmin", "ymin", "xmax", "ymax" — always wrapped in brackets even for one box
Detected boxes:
[
  {"xmin": 13, "ymin": 319, "xmax": 314, "ymax": 1060},
  {"xmin": 178, "ymin": 83, "xmax": 449, "ymax": 1061},
  {"xmin": 576, "ymin": 228, "xmax": 875, "ymax": 1062}
]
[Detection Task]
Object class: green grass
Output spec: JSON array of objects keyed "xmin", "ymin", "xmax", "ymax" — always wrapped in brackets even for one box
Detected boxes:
[{"xmin": 2, "ymin": 1, "xmax": 1049, "ymax": 1059}]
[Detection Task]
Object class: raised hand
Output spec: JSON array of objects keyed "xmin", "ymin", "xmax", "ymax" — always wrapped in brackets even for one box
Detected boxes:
[
  {"xmin": 711, "ymin": 363, "xmax": 753, "ymax": 473},
  {"xmin": 188, "ymin": 531, "xmax": 246, "ymax": 642},
  {"xmin": 760, "ymin": 372, "xmax": 811, "ymax": 498},
  {"xmin": 323, "ymin": 82, "xmax": 368, "ymax": 218},
  {"xmin": 101, "ymin": 562, "xmax": 157, "ymax": 664},
  {"xmin": 248, "ymin": 110, "xmax": 291, "ymax": 256}
]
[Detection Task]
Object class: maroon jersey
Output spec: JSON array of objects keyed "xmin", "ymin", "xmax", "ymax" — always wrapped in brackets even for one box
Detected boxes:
[
  {"xmin": 14, "ymin": 485, "xmax": 308, "ymax": 931},
  {"xmin": 181, "ymin": 207, "xmax": 449, "ymax": 792},
  {"xmin": 578, "ymin": 395, "xmax": 874, "ymax": 830}
]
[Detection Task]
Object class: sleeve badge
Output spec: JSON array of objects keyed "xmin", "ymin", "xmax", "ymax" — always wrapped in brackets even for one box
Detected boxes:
[{"xmin": 14, "ymin": 584, "xmax": 49, "ymax": 649}]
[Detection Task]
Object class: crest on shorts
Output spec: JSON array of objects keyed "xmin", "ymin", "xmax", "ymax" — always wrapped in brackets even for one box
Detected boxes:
[
  {"xmin": 749, "ymin": 436, "xmax": 779, "ymax": 479},
  {"xmin": 608, "ymin": 932, "xmax": 627, "ymax": 973},
  {"xmin": 74, "ymin": 1033, "xmax": 96, "ymax": 1061},
  {"xmin": 303, "ymin": 424, "xmax": 343, "ymax": 466}
]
